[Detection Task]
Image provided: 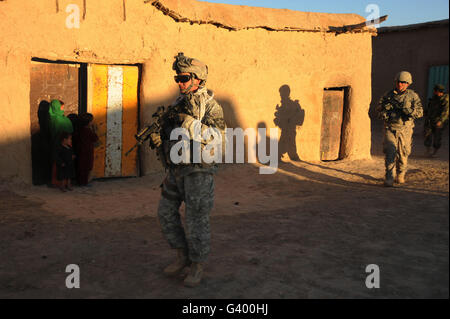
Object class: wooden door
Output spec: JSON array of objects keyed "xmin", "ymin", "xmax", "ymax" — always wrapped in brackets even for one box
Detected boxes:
[
  {"xmin": 30, "ymin": 61, "xmax": 80, "ymax": 185},
  {"xmin": 320, "ymin": 89, "xmax": 344, "ymax": 161},
  {"xmin": 88, "ymin": 64, "xmax": 139, "ymax": 178}
]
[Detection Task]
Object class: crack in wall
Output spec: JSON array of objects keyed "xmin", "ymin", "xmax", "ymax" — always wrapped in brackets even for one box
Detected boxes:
[{"xmin": 146, "ymin": 0, "xmax": 376, "ymax": 34}]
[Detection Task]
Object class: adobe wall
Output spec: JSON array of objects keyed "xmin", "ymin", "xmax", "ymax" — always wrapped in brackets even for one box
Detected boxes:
[{"xmin": 0, "ymin": 0, "xmax": 373, "ymax": 183}]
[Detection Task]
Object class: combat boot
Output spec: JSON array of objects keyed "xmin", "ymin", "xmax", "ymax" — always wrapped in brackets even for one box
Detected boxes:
[
  {"xmin": 384, "ymin": 178, "xmax": 394, "ymax": 187},
  {"xmin": 164, "ymin": 249, "xmax": 190, "ymax": 276},
  {"xmin": 431, "ymin": 148, "xmax": 439, "ymax": 158},
  {"xmin": 396, "ymin": 172, "xmax": 406, "ymax": 184},
  {"xmin": 183, "ymin": 262, "xmax": 204, "ymax": 287},
  {"xmin": 384, "ymin": 171, "xmax": 394, "ymax": 187}
]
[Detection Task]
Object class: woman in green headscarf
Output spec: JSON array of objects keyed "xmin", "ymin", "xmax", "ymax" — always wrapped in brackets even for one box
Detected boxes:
[
  {"xmin": 48, "ymin": 99, "xmax": 73, "ymax": 144},
  {"xmin": 48, "ymin": 99, "xmax": 73, "ymax": 187}
]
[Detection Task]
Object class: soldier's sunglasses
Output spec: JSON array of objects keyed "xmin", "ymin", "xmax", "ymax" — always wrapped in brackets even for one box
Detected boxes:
[
  {"xmin": 174, "ymin": 74, "xmax": 192, "ymax": 83},
  {"xmin": 398, "ymin": 81, "xmax": 408, "ymax": 84}
]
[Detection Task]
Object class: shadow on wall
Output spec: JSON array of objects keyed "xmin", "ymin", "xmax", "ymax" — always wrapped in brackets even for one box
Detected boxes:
[
  {"xmin": 273, "ymin": 85, "xmax": 305, "ymax": 161},
  {"xmin": 31, "ymin": 100, "xmax": 52, "ymax": 185},
  {"xmin": 216, "ymin": 96, "xmax": 240, "ymax": 130},
  {"xmin": 216, "ymin": 96, "xmax": 246, "ymax": 164},
  {"xmin": 142, "ymin": 86, "xmax": 306, "ymax": 170}
]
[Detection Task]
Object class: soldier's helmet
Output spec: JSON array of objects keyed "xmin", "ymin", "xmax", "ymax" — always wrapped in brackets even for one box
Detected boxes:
[
  {"xmin": 434, "ymin": 84, "xmax": 445, "ymax": 92},
  {"xmin": 395, "ymin": 71, "xmax": 413, "ymax": 84},
  {"xmin": 172, "ymin": 52, "xmax": 208, "ymax": 82}
]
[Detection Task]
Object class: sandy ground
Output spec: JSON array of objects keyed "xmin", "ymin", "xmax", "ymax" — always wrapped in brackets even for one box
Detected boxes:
[{"xmin": 0, "ymin": 119, "xmax": 448, "ymax": 299}]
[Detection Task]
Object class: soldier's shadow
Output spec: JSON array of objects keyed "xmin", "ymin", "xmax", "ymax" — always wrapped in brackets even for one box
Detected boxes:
[{"xmin": 273, "ymin": 85, "xmax": 305, "ymax": 161}]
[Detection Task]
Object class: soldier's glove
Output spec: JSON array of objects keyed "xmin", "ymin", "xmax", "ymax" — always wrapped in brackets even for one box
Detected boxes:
[
  {"xmin": 384, "ymin": 103, "xmax": 394, "ymax": 111},
  {"xmin": 388, "ymin": 111, "xmax": 400, "ymax": 122},
  {"xmin": 149, "ymin": 132, "xmax": 162, "ymax": 149},
  {"xmin": 402, "ymin": 106, "xmax": 414, "ymax": 117}
]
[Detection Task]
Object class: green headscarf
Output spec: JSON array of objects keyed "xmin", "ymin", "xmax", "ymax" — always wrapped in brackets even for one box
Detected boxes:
[{"xmin": 48, "ymin": 99, "xmax": 73, "ymax": 143}]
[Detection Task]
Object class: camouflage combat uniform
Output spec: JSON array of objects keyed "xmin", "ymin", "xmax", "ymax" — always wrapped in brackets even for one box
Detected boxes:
[
  {"xmin": 157, "ymin": 87, "xmax": 226, "ymax": 263},
  {"xmin": 424, "ymin": 93, "xmax": 449, "ymax": 151},
  {"xmin": 377, "ymin": 89, "xmax": 423, "ymax": 181}
]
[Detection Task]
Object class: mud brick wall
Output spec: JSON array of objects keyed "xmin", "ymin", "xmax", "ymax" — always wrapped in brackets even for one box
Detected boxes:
[{"xmin": 0, "ymin": 0, "xmax": 374, "ymax": 183}]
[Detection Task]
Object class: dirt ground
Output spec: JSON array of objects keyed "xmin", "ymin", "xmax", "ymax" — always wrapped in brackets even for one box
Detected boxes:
[{"xmin": 0, "ymin": 119, "xmax": 448, "ymax": 299}]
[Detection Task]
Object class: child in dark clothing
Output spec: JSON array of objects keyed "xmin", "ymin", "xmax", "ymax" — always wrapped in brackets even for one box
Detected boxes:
[
  {"xmin": 74, "ymin": 113, "xmax": 99, "ymax": 186},
  {"xmin": 67, "ymin": 113, "xmax": 79, "ymax": 185},
  {"xmin": 54, "ymin": 132, "xmax": 75, "ymax": 192}
]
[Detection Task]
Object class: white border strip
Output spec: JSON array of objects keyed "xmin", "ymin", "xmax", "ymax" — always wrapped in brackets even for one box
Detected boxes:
[{"xmin": 105, "ymin": 66, "xmax": 123, "ymax": 177}]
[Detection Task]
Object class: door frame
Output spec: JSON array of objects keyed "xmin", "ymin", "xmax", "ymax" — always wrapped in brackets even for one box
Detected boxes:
[{"xmin": 321, "ymin": 86, "xmax": 351, "ymax": 161}]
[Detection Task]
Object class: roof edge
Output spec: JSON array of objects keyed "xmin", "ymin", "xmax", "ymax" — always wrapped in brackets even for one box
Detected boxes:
[
  {"xmin": 147, "ymin": 0, "xmax": 375, "ymax": 34},
  {"xmin": 378, "ymin": 19, "xmax": 449, "ymax": 33}
]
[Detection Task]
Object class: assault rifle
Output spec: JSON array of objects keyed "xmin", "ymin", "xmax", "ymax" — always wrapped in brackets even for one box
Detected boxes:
[
  {"xmin": 125, "ymin": 101, "xmax": 191, "ymax": 157},
  {"xmin": 382, "ymin": 96, "xmax": 414, "ymax": 123},
  {"xmin": 124, "ymin": 106, "xmax": 166, "ymax": 157}
]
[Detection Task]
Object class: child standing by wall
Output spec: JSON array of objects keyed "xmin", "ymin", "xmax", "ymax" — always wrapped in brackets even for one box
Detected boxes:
[
  {"xmin": 74, "ymin": 113, "xmax": 99, "ymax": 186},
  {"xmin": 54, "ymin": 132, "xmax": 75, "ymax": 192}
]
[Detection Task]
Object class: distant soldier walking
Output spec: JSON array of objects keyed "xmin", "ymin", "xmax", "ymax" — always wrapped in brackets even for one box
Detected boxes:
[
  {"xmin": 149, "ymin": 53, "xmax": 226, "ymax": 287},
  {"xmin": 424, "ymin": 84, "xmax": 449, "ymax": 157},
  {"xmin": 376, "ymin": 71, "xmax": 423, "ymax": 187}
]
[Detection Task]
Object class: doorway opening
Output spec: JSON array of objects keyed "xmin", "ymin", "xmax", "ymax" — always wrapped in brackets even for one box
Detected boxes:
[
  {"xmin": 30, "ymin": 58, "xmax": 87, "ymax": 185},
  {"xmin": 30, "ymin": 58, "xmax": 141, "ymax": 185},
  {"xmin": 320, "ymin": 86, "xmax": 351, "ymax": 161}
]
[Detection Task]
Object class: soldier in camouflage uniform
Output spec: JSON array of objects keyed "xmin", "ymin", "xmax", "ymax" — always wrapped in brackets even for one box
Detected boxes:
[
  {"xmin": 150, "ymin": 53, "xmax": 226, "ymax": 287},
  {"xmin": 424, "ymin": 84, "xmax": 449, "ymax": 157},
  {"xmin": 376, "ymin": 71, "xmax": 423, "ymax": 187}
]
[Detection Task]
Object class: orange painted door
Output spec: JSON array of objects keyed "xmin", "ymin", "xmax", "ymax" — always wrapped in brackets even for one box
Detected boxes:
[{"xmin": 88, "ymin": 64, "xmax": 139, "ymax": 178}]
